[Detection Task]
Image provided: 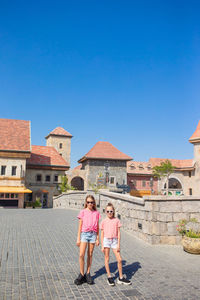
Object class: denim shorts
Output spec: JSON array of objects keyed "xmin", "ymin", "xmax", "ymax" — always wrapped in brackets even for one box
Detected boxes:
[
  {"xmin": 81, "ymin": 231, "xmax": 97, "ymax": 243},
  {"xmin": 103, "ymin": 237, "xmax": 118, "ymax": 249}
]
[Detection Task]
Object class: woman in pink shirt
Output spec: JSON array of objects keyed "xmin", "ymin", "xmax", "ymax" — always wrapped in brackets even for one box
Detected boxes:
[
  {"xmin": 74, "ymin": 195, "xmax": 100, "ymax": 285},
  {"xmin": 100, "ymin": 203, "xmax": 131, "ymax": 286}
]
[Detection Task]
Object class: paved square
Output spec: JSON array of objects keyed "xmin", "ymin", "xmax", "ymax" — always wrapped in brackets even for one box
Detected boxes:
[{"xmin": 0, "ymin": 208, "xmax": 200, "ymax": 300}]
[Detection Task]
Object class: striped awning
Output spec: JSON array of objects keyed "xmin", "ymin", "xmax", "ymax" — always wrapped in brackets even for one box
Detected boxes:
[{"xmin": 0, "ymin": 186, "xmax": 32, "ymax": 193}]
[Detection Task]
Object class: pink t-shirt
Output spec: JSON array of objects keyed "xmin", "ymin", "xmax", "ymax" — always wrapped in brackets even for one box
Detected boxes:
[
  {"xmin": 100, "ymin": 217, "xmax": 122, "ymax": 238},
  {"xmin": 77, "ymin": 209, "xmax": 100, "ymax": 232}
]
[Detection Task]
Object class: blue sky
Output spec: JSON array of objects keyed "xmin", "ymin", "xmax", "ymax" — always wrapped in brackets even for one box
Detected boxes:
[{"xmin": 0, "ymin": 0, "xmax": 200, "ymax": 168}]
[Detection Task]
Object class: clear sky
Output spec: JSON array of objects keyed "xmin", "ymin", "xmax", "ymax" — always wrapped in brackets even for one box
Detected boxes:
[{"xmin": 0, "ymin": 0, "xmax": 200, "ymax": 168}]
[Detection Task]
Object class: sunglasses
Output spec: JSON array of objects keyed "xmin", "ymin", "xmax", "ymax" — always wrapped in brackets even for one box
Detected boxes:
[
  {"xmin": 107, "ymin": 210, "xmax": 113, "ymax": 213},
  {"xmin": 87, "ymin": 201, "xmax": 94, "ymax": 204}
]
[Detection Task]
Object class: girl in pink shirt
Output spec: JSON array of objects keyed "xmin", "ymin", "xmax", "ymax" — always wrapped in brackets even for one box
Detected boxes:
[
  {"xmin": 74, "ymin": 195, "xmax": 100, "ymax": 285},
  {"xmin": 100, "ymin": 203, "xmax": 131, "ymax": 286}
]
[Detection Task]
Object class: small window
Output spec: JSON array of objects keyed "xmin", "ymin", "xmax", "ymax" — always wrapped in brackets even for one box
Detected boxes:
[
  {"xmin": 54, "ymin": 175, "xmax": 58, "ymax": 182},
  {"xmin": 15, "ymin": 194, "xmax": 18, "ymax": 199},
  {"xmin": 45, "ymin": 175, "xmax": 51, "ymax": 182},
  {"xmin": 12, "ymin": 166, "xmax": 17, "ymax": 176},
  {"xmin": 132, "ymin": 180, "xmax": 137, "ymax": 187},
  {"xmin": 36, "ymin": 174, "xmax": 42, "ymax": 182},
  {"xmin": 147, "ymin": 164, "xmax": 151, "ymax": 170},
  {"xmin": 59, "ymin": 143, "xmax": 63, "ymax": 149},
  {"xmin": 11, "ymin": 194, "xmax": 14, "ymax": 198},
  {"xmin": 5, "ymin": 193, "xmax": 10, "ymax": 198},
  {"xmin": 142, "ymin": 180, "xmax": 146, "ymax": 187},
  {"xmin": 0, "ymin": 193, "xmax": 4, "ymax": 198},
  {"xmin": 110, "ymin": 177, "xmax": 115, "ymax": 184},
  {"xmin": 139, "ymin": 164, "xmax": 144, "ymax": 169},
  {"xmin": 189, "ymin": 171, "xmax": 191, "ymax": 178},
  {"xmin": 189, "ymin": 188, "xmax": 192, "ymax": 195},
  {"xmin": 1, "ymin": 166, "xmax": 6, "ymax": 175}
]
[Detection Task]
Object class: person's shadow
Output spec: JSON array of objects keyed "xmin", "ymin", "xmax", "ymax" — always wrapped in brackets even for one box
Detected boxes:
[{"xmin": 93, "ymin": 260, "xmax": 141, "ymax": 280}]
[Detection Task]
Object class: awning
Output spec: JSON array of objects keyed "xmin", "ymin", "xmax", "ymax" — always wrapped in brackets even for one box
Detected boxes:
[{"xmin": 0, "ymin": 186, "xmax": 32, "ymax": 193}]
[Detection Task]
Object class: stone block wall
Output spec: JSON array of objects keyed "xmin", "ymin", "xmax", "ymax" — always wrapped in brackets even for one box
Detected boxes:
[{"xmin": 53, "ymin": 191, "xmax": 200, "ymax": 245}]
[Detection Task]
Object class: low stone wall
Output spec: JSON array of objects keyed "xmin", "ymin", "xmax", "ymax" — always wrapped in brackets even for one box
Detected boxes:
[{"xmin": 53, "ymin": 191, "xmax": 200, "ymax": 245}]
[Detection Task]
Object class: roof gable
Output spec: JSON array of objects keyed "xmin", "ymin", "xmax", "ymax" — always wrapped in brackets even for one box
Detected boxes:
[
  {"xmin": 78, "ymin": 141, "xmax": 132, "ymax": 163},
  {"xmin": 46, "ymin": 127, "xmax": 72, "ymax": 138},
  {"xmin": 189, "ymin": 121, "xmax": 200, "ymax": 143},
  {"xmin": 27, "ymin": 145, "xmax": 69, "ymax": 167},
  {"xmin": 0, "ymin": 119, "xmax": 31, "ymax": 152}
]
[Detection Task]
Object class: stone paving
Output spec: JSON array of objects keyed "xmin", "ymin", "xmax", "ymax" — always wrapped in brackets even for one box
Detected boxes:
[{"xmin": 0, "ymin": 209, "xmax": 200, "ymax": 300}]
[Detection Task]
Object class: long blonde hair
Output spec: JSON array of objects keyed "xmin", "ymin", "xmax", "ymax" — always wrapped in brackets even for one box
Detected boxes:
[
  {"xmin": 106, "ymin": 202, "xmax": 115, "ymax": 217},
  {"xmin": 84, "ymin": 195, "xmax": 97, "ymax": 211}
]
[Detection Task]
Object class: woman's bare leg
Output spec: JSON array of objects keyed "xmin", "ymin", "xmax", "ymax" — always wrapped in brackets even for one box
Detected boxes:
[
  {"xmin": 79, "ymin": 242, "xmax": 87, "ymax": 275},
  {"xmin": 86, "ymin": 243, "xmax": 95, "ymax": 274},
  {"xmin": 104, "ymin": 248, "xmax": 111, "ymax": 277},
  {"xmin": 112, "ymin": 249, "xmax": 123, "ymax": 278}
]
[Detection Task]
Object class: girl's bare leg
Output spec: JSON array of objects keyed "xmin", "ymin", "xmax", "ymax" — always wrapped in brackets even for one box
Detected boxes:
[
  {"xmin": 79, "ymin": 242, "xmax": 87, "ymax": 275},
  {"xmin": 112, "ymin": 249, "xmax": 123, "ymax": 278},
  {"xmin": 104, "ymin": 248, "xmax": 111, "ymax": 277},
  {"xmin": 86, "ymin": 243, "xmax": 95, "ymax": 274}
]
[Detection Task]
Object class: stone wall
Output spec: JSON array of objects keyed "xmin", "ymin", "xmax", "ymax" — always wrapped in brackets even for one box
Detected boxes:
[{"xmin": 53, "ymin": 190, "xmax": 200, "ymax": 245}]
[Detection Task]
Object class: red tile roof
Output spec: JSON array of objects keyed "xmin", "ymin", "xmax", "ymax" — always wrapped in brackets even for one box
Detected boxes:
[
  {"xmin": 127, "ymin": 161, "xmax": 152, "ymax": 174},
  {"xmin": 189, "ymin": 121, "xmax": 200, "ymax": 143},
  {"xmin": 127, "ymin": 158, "xmax": 194, "ymax": 174},
  {"xmin": 78, "ymin": 141, "xmax": 132, "ymax": 163},
  {"xmin": 46, "ymin": 127, "xmax": 72, "ymax": 138},
  {"xmin": 73, "ymin": 164, "xmax": 82, "ymax": 170},
  {"xmin": 0, "ymin": 119, "xmax": 31, "ymax": 152},
  {"xmin": 27, "ymin": 145, "xmax": 69, "ymax": 167},
  {"xmin": 149, "ymin": 158, "xmax": 194, "ymax": 168}
]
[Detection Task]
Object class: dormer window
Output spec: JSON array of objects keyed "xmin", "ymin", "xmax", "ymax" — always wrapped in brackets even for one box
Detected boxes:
[
  {"xmin": 130, "ymin": 164, "xmax": 135, "ymax": 170},
  {"xmin": 139, "ymin": 164, "xmax": 144, "ymax": 169},
  {"xmin": 59, "ymin": 143, "xmax": 62, "ymax": 149},
  {"xmin": 147, "ymin": 164, "xmax": 151, "ymax": 170}
]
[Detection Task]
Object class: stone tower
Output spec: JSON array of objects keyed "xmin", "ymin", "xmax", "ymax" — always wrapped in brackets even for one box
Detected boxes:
[
  {"xmin": 189, "ymin": 120, "xmax": 200, "ymax": 195},
  {"xmin": 189, "ymin": 120, "xmax": 200, "ymax": 162},
  {"xmin": 45, "ymin": 127, "xmax": 72, "ymax": 166}
]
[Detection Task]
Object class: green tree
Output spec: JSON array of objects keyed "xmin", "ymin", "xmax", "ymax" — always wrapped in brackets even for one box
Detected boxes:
[
  {"xmin": 59, "ymin": 175, "xmax": 76, "ymax": 193},
  {"xmin": 152, "ymin": 160, "xmax": 175, "ymax": 196}
]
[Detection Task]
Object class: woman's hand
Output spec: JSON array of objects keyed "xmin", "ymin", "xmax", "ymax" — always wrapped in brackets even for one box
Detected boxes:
[
  {"xmin": 101, "ymin": 246, "xmax": 104, "ymax": 253},
  {"xmin": 117, "ymin": 245, "xmax": 120, "ymax": 252},
  {"xmin": 96, "ymin": 239, "xmax": 99, "ymax": 246},
  {"xmin": 76, "ymin": 240, "xmax": 81, "ymax": 247}
]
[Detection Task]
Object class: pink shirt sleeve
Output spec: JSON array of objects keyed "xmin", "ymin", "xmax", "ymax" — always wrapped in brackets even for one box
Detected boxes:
[{"xmin": 77, "ymin": 209, "xmax": 84, "ymax": 219}]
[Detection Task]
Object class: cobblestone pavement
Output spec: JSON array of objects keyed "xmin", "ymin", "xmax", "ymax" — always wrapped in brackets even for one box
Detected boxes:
[{"xmin": 0, "ymin": 209, "xmax": 200, "ymax": 300}]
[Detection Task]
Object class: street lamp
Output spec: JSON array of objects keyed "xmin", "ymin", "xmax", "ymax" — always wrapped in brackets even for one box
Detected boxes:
[{"xmin": 150, "ymin": 177, "xmax": 154, "ymax": 194}]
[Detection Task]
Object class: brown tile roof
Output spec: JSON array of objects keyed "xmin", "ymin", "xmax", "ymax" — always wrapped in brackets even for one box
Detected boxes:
[
  {"xmin": 0, "ymin": 118, "xmax": 31, "ymax": 152},
  {"xmin": 127, "ymin": 161, "xmax": 152, "ymax": 174},
  {"xmin": 46, "ymin": 127, "xmax": 72, "ymax": 138},
  {"xmin": 127, "ymin": 158, "xmax": 194, "ymax": 174},
  {"xmin": 27, "ymin": 145, "xmax": 69, "ymax": 167},
  {"xmin": 78, "ymin": 141, "xmax": 132, "ymax": 163},
  {"xmin": 149, "ymin": 158, "xmax": 194, "ymax": 169},
  {"xmin": 73, "ymin": 164, "xmax": 82, "ymax": 170},
  {"xmin": 189, "ymin": 121, "xmax": 200, "ymax": 143}
]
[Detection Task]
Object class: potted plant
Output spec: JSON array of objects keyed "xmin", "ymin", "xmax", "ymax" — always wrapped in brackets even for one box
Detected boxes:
[
  {"xmin": 33, "ymin": 199, "xmax": 42, "ymax": 209},
  {"xmin": 177, "ymin": 218, "xmax": 200, "ymax": 254}
]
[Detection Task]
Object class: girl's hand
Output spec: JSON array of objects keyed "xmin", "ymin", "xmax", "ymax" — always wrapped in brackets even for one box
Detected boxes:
[
  {"xmin": 101, "ymin": 246, "xmax": 104, "ymax": 253},
  {"xmin": 117, "ymin": 246, "xmax": 120, "ymax": 252},
  {"xmin": 96, "ymin": 239, "xmax": 99, "ymax": 246},
  {"xmin": 76, "ymin": 240, "xmax": 81, "ymax": 247}
]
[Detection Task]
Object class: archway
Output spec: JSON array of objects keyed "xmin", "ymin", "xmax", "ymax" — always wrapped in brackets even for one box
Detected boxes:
[
  {"xmin": 164, "ymin": 178, "xmax": 182, "ymax": 189},
  {"xmin": 71, "ymin": 176, "xmax": 84, "ymax": 190}
]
